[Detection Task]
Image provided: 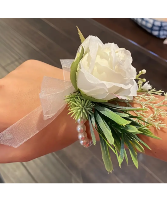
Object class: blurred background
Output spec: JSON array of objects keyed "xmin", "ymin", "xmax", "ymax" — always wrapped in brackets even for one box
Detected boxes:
[
  {"xmin": 95, "ymin": 18, "xmax": 167, "ymax": 59},
  {"xmin": 0, "ymin": 18, "xmax": 167, "ymax": 183}
]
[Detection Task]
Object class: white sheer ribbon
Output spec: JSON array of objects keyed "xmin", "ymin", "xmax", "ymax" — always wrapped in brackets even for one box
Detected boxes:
[{"xmin": 0, "ymin": 59, "xmax": 74, "ymax": 148}]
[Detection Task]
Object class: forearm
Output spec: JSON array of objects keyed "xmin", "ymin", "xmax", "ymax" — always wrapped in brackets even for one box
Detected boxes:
[
  {"xmin": 0, "ymin": 61, "xmax": 79, "ymax": 162},
  {"xmin": 137, "ymin": 118, "xmax": 167, "ymax": 162}
]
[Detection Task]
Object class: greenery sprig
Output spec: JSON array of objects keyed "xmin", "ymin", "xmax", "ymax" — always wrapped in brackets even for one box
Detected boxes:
[
  {"xmin": 65, "ymin": 92, "xmax": 94, "ymax": 120},
  {"xmin": 65, "ymin": 90, "xmax": 162, "ymax": 172},
  {"xmin": 90, "ymin": 102, "xmax": 161, "ymax": 172}
]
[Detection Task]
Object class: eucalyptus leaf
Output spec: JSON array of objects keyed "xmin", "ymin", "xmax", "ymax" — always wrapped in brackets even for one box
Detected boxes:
[
  {"xmin": 70, "ymin": 47, "xmax": 84, "ymax": 90},
  {"xmin": 95, "ymin": 111, "xmax": 114, "ymax": 145},
  {"xmin": 95, "ymin": 105, "xmax": 131, "ymax": 126},
  {"xmin": 99, "ymin": 135, "xmax": 113, "ymax": 173}
]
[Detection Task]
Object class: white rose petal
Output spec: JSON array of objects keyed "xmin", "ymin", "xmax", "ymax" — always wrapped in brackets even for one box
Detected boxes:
[
  {"xmin": 77, "ymin": 36, "xmax": 138, "ymax": 100},
  {"xmin": 141, "ymin": 81, "xmax": 152, "ymax": 91}
]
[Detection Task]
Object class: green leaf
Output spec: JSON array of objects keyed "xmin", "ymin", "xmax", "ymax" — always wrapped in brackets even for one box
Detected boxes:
[
  {"xmin": 110, "ymin": 128, "xmax": 121, "ymax": 150},
  {"xmin": 126, "ymin": 130, "xmax": 151, "ymax": 151},
  {"xmin": 114, "ymin": 146, "xmax": 120, "ymax": 162},
  {"xmin": 132, "ymin": 141, "xmax": 144, "ymax": 153},
  {"xmin": 124, "ymin": 125, "xmax": 140, "ymax": 134},
  {"xmin": 125, "ymin": 118, "xmax": 141, "ymax": 127},
  {"xmin": 95, "ymin": 105, "xmax": 131, "ymax": 126},
  {"xmin": 133, "ymin": 116, "xmax": 151, "ymax": 125},
  {"xmin": 138, "ymin": 128, "xmax": 161, "ymax": 140},
  {"xmin": 99, "ymin": 135, "xmax": 113, "ymax": 173},
  {"xmin": 125, "ymin": 139, "xmax": 138, "ymax": 168},
  {"xmin": 95, "ymin": 111, "xmax": 114, "ymax": 145},
  {"xmin": 101, "ymin": 103, "xmax": 145, "ymax": 111},
  {"xmin": 115, "ymin": 112, "xmax": 130, "ymax": 117},
  {"xmin": 99, "ymin": 133, "xmax": 116, "ymax": 154},
  {"xmin": 124, "ymin": 149, "xmax": 128, "ymax": 165},
  {"xmin": 80, "ymin": 90, "xmax": 107, "ymax": 103},
  {"xmin": 76, "ymin": 26, "xmax": 85, "ymax": 43},
  {"xmin": 90, "ymin": 113, "xmax": 96, "ymax": 127},
  {"xmin": 119, "ymin": 138, "xmax": 125, "ymax": 167},
  {"xmin": 89, "ymin": 117, "xmax": 96, "ymax": 145},
  {"xmin": 70, "ymin": 47, "xmax": 84, "ymax": 90},
  {"xmin": 131, "ymin": 134, "xmax": 151, "ymax": 150},
  {"xmin": 120, "ymin": 107, "xmax": 146, "ymax": 111},
  {"xmin": 113, "ymin": 138, "xmax": 121, "ymax": 151}
]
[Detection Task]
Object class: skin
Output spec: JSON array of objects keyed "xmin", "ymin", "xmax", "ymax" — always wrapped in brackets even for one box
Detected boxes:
[{"xmin": 0, "ymin": 60, "xmax": 166, "ymax": 163}]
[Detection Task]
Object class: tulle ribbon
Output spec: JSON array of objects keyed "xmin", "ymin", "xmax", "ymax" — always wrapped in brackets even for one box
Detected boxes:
[{"xmin": 0, "ymin": 60, "xmax": 74, "ymax": 148}]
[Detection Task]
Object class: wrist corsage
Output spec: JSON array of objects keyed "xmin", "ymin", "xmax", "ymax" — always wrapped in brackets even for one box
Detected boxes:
[
  {"xmin": 65, "ymin": 28, "xmax": 167, "ymax": 172},
  {"xmin": 0, "ymin": 27, "xmax": 166, "ymax": 173}
]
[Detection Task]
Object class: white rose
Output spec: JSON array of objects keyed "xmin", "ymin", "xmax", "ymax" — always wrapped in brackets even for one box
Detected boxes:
[
  {"xmin": 141, "ymin": 81, "xmax": 152, "ymax": 91},
  {"xmin": 76, "ymin": 36, "xmax": 138, "ymax": 100}
]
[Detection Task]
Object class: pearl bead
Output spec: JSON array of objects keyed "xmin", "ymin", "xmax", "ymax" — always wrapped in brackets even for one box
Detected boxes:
[
  {"xmin": 76, "ymin": 119, "xmax": 92, "ymax": 148},
  {"xmin": 80, "ymin": 138, "xmax": 93, "ymax": 148},
  {"xmin": 76, "ymin": 124, "xmax": 86, "ymax": 133},
  {"xmin": 77, "ymin": 118, "xmax": 86, "ymax": 125},
  {"xmin": 78, "ymin": 133, "xmax": 86, "ymax": 141},
  {"xmin": 80, "ymin": 139, "xmax": 88, "ymax": 146}
]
